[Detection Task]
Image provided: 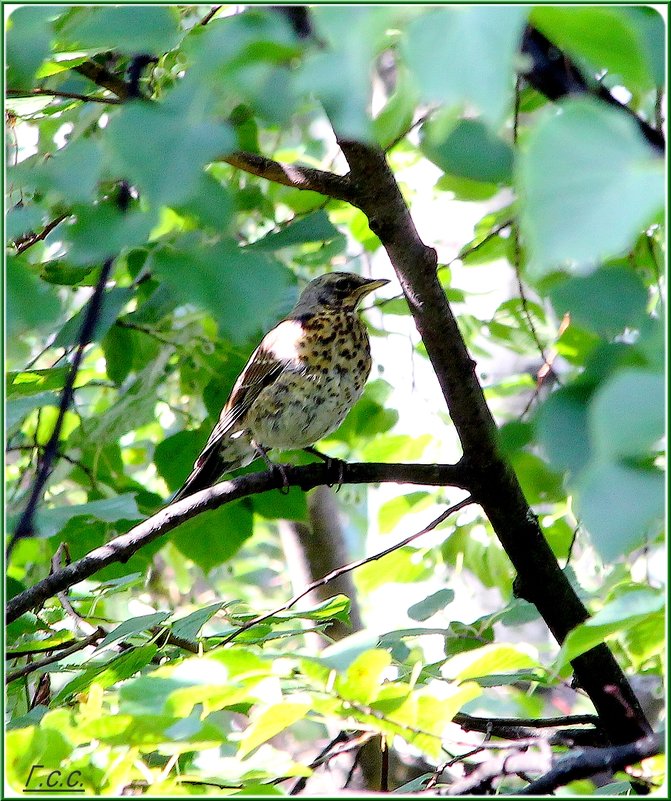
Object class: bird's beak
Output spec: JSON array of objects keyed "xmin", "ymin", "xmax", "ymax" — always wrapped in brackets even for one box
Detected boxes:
[{"xmin": 356, "ymin": 278, "xmax": 390, "ymax": 297}]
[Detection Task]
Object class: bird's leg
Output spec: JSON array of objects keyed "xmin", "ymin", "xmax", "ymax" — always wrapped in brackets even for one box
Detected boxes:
[
  {"xmin": 253, "ymin": 440, "xmax": 290, "ymax": 495},
  {"xmin": 303, "ymin": 446, "xmax": 345, "ymax": 492}
]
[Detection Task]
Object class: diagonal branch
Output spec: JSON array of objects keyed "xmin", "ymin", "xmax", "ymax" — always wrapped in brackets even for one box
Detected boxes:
[
  {"xmin": 6, "ymin": 460, "xmax": 469, "ymax": 623},
  {"xmin": 221, "ymin": 151, "xmax": 355, "ymax": 203},
  {"xmin": 8, "ymin": 258, "xmax": 115, "ymax": 557}
]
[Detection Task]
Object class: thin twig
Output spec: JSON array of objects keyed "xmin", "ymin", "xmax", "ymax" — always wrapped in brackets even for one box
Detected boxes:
[
  {"xmin": 217, "ymin": 497, "xmax": 473, "ymax": 646},
  {"xmin": 7, "ymin": 88, "xmax": 121, "ymax": 105},
  {"xmin": 6, "ymin": 628, "xmax": 105, "ymax": 684},
  {"xmin": 7, "ymin": 461, "xmax": 469, "ymax": 623},
  {"xmin": 13, "ymin": 213, "xmax": 69, "ymax": 254},
  {"xmin": 8, "ymin": 258, "xmax": 115, "ymax": 557},
  {"xmin": 200, "ymin": 5, "xmax": 222, "ymax": 26}
]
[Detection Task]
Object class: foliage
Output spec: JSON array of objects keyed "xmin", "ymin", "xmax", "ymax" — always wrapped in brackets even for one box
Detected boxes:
[{"xmin": 5, "ymin": 4, "xmax": 665, "ymax": 796}]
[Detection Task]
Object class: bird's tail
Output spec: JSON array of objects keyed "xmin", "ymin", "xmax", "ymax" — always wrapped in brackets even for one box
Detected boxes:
[{"xmin": 172, "ymin": 448, "xmax": 239, "ymax": 503}]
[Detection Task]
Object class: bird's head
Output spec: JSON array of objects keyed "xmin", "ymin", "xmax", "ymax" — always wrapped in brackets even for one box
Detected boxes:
[{"xmin": 292, "ymin": 272, "xmax": 389, "ymax": 315}]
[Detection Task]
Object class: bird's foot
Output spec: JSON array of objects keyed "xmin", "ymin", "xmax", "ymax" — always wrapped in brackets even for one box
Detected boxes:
[
  {"xmin": 254, "ymin": 441, "xmax": 291, "ymax": 495},
  {"xmin": 303, "ymin": 447, "xmax": 346, "ymax": 492}
]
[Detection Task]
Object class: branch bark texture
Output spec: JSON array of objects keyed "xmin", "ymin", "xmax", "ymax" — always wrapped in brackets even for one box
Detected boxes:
[
  {"xmin": 335, "ymin": 140, "xmax": 651, "ymax": 746},
  {"xmin": 7, "ymin": 461, "xmax": 467, "ymax": 623}
]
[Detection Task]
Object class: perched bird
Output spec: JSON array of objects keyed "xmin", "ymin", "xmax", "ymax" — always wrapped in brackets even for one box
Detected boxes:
[{"xmin": 173, "ymin": 272, "xmax": 388, "ymax": 501}]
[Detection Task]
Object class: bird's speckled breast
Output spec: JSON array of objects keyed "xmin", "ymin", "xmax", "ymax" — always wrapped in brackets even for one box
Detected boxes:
[{"xmin": 246, "ymin": 311, "xmax": 371, "ymax": 449}]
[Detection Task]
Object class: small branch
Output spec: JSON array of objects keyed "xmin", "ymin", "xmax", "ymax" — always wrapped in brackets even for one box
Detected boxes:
[
  {"xmin": 7, "ymin": 88, "xmax": 121, "ymax": 105},
  {"xmin": 517, "ymin": 733, "xmax": 663, "ymax": 796},
  {"xmin": 8, "ymin": 258, "xmax": 116, "ymax": 557},
  {"xmin": 454, "ymin": 712, "xmax": 606, "ymax": 747},
  {"xmin": 221, "ymin": 151, "xmax": 355, "ymax": 203},
  {"xmin": 200, "ymin": 5, "xmax": 222, "ymax": 26},
  {"xmin": 73, "ymin": 62, "xmax": 132, "ymax": 101},
  {"xmin": 7, "ymin": 461, "xmax": 469, "ymax": 623},
  {"xmin": 13, "ymin": 213, "xmax": 69, "ymax": 254},
  {"xmin": 6, "ymin": 628, "xmax": 105, "ymax": 684},
  {"xmin": 216, "ymin": 497, "xmax": 473, "ymax": 646}
]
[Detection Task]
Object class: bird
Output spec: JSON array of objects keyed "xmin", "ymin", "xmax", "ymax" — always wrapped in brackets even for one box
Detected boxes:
[{"xmin": 173, "ymin": 272, "xmax": 389, "ymax": 501}]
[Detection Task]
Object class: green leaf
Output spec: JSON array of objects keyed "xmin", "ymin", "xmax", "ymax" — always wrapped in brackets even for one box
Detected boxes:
[
  {"xmin": 536, "ymin": 386, "xmax": 592, "ymax": 475},
  {"xmin": 62, "ymin": 204, "xmax": 158, "ymax": 265},
  {"xmin": 555, "ymin": 589, "xmax": 664, "ymax": 668},
  {"xmin": 403, "ymin": 7, "xmax": 527, "ymax": 125},
  {"xmin": 407, "ymin": 589, "xmax": 455, "ymax": 622},
  {"xmin": 575, "ymin": 463, "xmax": 664, "ymax": 561},
  {"xmin": 154, "ymin": 429, "xmax": 209, "ymax": 493},
  {"xmin": 150, "ymin": 239, "xmax": 297, "ymax": 343},
  {"xmin": 34, "ymin": 494, "xmax": 141, "ymax": 539},
  {"xmin": 7, "ymin": 6, "xmax": 59, "ymax": 87},
  {"xmin": 590, "ymin": 370, "xmax": 665, "ymax": 460},
  {"xmin": 10, "ymin": 137, "xmax": 105, "ymax": 205},
  {"xmin": 53, "ymin": 644, "xmax": 158, "ymax": 704},
  {"xmin": 171, "ymin": 501, "xmax": 254, "ymax": 571},
  {"xmin": 249, "ymin": 211, "xmax": 343, "ymax": 251},
  {"xmin": 105, "ymin": 103, "xmax": 235, "ymax": 208},
  {"xmin": 238, "ymin": 703, "xmax": 311, "ymax": 759},
  {"xmin": 297, "ymin": 8, "xmax": 395, "ymax": 141},
  {"xmin": 421, "ymin": 118, "xmax": 514, "ymax": 184},
  {"xmin": 549, "ymin": 265, "xmax": 648, "ymax": 338},
  {"xmin": 378, "ymin": 492, "xmax": 431, "ymax": 534},
  {"xmin": 531, "ymin": 6, "xmax": 657, "ymax": 92},
  {"xmin": 97, "ymin": 612, "xmax": 170, "ymax": 650},
  {"xmin": 7, "ymin": 257, "xmax": 62, "ymax": 341},
  {"xmin": 252, "ymin": 487, "xmax": 307, "ymax": 522},
  {"xmin": 356, "ymin": 547, "xmax": 433, "ymax": 591},
  {"xmin": 336, "ymin": 649, "xmax": 392, "ymax": 704},
  {"xmin": 442, "ymin": 643, "xmax": 539, "ymax": 682},
  {"xmin": 53, "ymin": 286, "xmax": 134, "ymax": 349},
  {"xmin": 57, "ymin": 6, "xmax": 180, "ymax": 54},
  {"xmin": 519, "ymin": 99, "xmax": 664, "ymax": 276},
  {"xmin": 101, "ymin": 324, "xmax": 135, "ymax": 385},
  {"xmin": 7, "ymin": 391, "xmax": 59, "ymax": 430},
  {"xmin": 6, "ymin": 204, "xmax": 46, "ymax": 242}
]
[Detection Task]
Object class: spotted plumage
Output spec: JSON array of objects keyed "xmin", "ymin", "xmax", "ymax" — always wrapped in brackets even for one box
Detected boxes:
[{"xmin": 173, "ymin": 272, "xmax": 388, "ymax": 500}]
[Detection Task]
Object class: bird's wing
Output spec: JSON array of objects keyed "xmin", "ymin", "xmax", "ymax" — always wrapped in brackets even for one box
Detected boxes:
[{"xmin": 198, "ymin": 318, "xmax": 304, "ymax": 459}]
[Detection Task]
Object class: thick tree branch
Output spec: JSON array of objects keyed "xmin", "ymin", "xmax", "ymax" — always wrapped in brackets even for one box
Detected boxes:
[
  {"xmin": 517, "ymin": 733, "xmax": 663, "ymax": 796},
  {"xmin": 454, "ymin": 713, "xmax": 606, "ymax": 747},
  {"xmin": 333, "ymin": 140, "xmax": 651, "ymax": 746},
  {"xmin": 7, "ymin": 461, "xmax": 468, "ymax": 623},
  {"xmin": 221, "ymin": 152, "xmax": 355, "ymax": 203},
  {"xmin": 73, "ymin": 61, "xmax": 132, "ymax": 100}
]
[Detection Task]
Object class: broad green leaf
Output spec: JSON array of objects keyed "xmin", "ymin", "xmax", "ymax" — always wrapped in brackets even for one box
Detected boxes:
[
  {"xmin": 7, "ymin": 391, "xmax": 59, "ymax": 430},
  {"xmin": 535, "ymin": 387, "xmax": 592, "ymax": 475},
  {"xmin": 105, "ymin": 103, "xmax": 234, "ymax": 208},
  {"xmin": 378, "ymin": 492, "xmax": 431, "ymax": 534},
  {"xmin": 575, "ymin": 463, "xmax": 664, "ymax": 561},
  {"xmin": 62, "ymin": 204, "xmax": 158, "ymax": 265},
  {"xmin": 53, "ymin": 644, "xmax": 158, "ymax": 704},
  {"xmin": 7, "ymin": 257, "xmax": 62, "ymax": 341},
  {"xmin": 519, "ymin": 99, "xmax": 664, "ymax": 276},
  {"xmin": 57, "ymin": 6, "xmax": 180, "ymax": 54},
  {"xmin": 403, "ymin": 6, "xmax": 527, "ymax": 125},
  {"xmin": 555, "ymin": 589, "xmax": 664, "ymax": 668},
  {"xmin": 252, "ymin": 487, "xmax": 308, "ymax": 522},
  {"xmin": 549, "ymin": 265, "xmax": 648, "ymax": 338},
  {"xmin": 531, "ymin": 6, "xmax": 657, "ymax": 92},
  {"xmin": 10, "ymin": 137, "xmax": 104, "ymax": 204},
  {"xmin": 34, "ymin": 494, "xmax": 141, "ymax": 539},
  {"xmin": 407, "ymin": 589, "xmax": 455, "ymax": 622},
  {"xmin": 356, "ymin": 546, "xmax": 433, "ymax": 592},
  {"xmin": 297, "ymin": 8, "xmax": 395, "ymax": 141},
  {"xmin": 154, "ymin": 429, "xmax": 209, "ymax": 493},
  {"xmin": 6, "ymin": 203, "xmax": 46, "ymax": 242},
  {"xmin": 169, "ymin": 602, "xmax": 227, "ymax": 643},
  {"xmin": 171, "ymin": 501, "xmax": 254, "ymax": 571},
  {"xmin": 442, "ymin": 643, "xmax": 539, "ymax": 682},
  {"xmin": 7, "ymin": 6, "xmax": 59, "ymax": 87},
  {"xmin": 53, "ymin": 286, "xmax": 134, "ymax": 349},
  {"xmin": 590, "ymin": 370, "xmax": 665, "ymax": 460},
  {"xmin": 151, "ymin": 239, "xmax": 297, "ymax": 343},
  {"xmin": 249, "ymin": 210, "xmax": 342, "ymax": 251},
  {"xmin": 81, "ymin": 712, "xmax": 225, "ymax": 749},
  {"xmin": 101, "ymin": 324, "xmax": 134, "ymax": 385},
  {"xmin": 336, "ymin": 649, "xmax": 392, "ymax": 704},
  {"xmin": 97, "ymin": 612, "xmax": 170, "ymax": 650},
  {"xmin": 421, "ymin": 118, "xmax": 514, "ymax": 184},
  {"xmin": 238, "ymin": 703, "xmax": 311, "ymax": 759}
]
